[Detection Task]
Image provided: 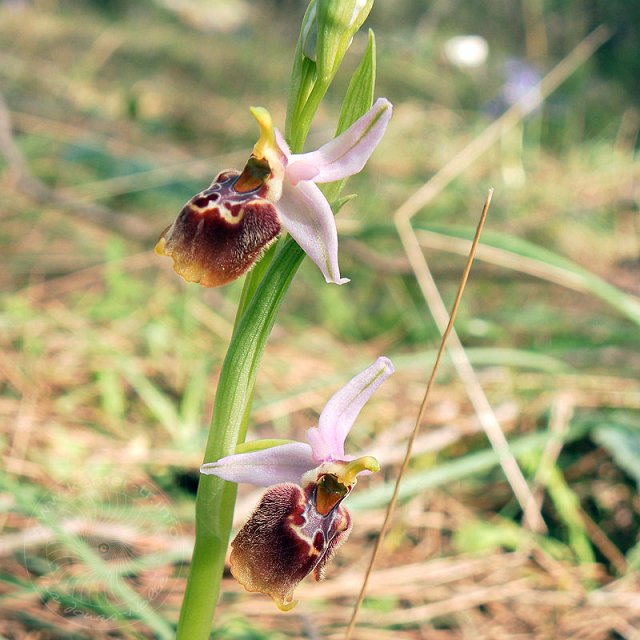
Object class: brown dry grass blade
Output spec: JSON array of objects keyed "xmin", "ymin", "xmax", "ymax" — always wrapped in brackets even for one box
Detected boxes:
[{"xmin": 345, "ymin": 190, "xmax": 493, "ymax": 639}]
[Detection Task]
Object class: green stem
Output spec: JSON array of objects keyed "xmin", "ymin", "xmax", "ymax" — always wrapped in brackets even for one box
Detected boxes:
[
  {"xmin": 176, "ymin": 239, "xmax": 305, "ymax": 639},
  {"xmin": 289, "ymin": 78, "xmax": 331, "ymax": 152},
  {"xmin": 234, "ymin": 242, "xmax": 278, "ymax": 331}
]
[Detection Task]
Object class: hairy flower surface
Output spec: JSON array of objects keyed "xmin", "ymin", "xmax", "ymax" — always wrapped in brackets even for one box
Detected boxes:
[
  {"xmin": 156, "ymin": 99, "xmax": 392, "ymax": 287},
  {"xmin": 200, "ymin": 356, "xmax": 394, "ymax": 610}
]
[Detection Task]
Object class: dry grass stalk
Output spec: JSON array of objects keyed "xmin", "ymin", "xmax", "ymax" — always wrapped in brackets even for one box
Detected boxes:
[
  {"xmin": 531, "ymin": 393, "xmax": 574, "ymax": 507},
  {"xmin": 345, "ymin": 191, "xmax": 493, "ymax": 638},
  {"xmin": 415, "ymin": 229, "xmax": 595, "ymax": 291},
  {"xmin": 397, "ymin": 209, "xmax": 546, "ymax": 533}
]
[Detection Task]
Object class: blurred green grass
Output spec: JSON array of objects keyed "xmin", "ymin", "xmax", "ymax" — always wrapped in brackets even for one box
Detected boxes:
[{"xmin": 1, "ymin": 0, "xmax": 639, "ymax": 638}]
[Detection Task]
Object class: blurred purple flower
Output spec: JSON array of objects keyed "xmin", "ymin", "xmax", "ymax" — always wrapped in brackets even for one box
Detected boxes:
[{"xmin": 502, "ymin": 58, "xmax": 542, "ymax": 111}]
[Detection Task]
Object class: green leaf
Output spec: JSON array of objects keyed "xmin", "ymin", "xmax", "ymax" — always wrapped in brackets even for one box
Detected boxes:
[
  {"xmin": 331, "ymin": 192, "xmax": 358, "ymax": 214},
  {"xmin": 627, "ymin": 540, "xmax": 640, "ymax": 571},
  {"xmin": 234, "ymin": 438, "xmax": 296, "ymax": 454},
  {"xmin": 285, "ymin": 1, "xmax": 319, "ymax": 145},
  {"xmin": 348, "ymin": 420, "xmax": 593, "ymax": 511},
  {"xmin": 235, "ymin": 242, "xmax": 278, "ymax": 329},
  {"xmin": 415, "ymin": 223, "xmax": 640, "ymax": 327},
  {"xmin": 455, "ymin": 517, "xmax": 572, "ymax": 560},
  {"xmin": 335, "ymin": 29, "xmax": 377, "ymax": 137},
  {"xmin": 593, "ymin": 424, "xmax": 640, "ymax": 488},
  {"xmin": 543, "ymin": 465, "xmax": 595, "ymax": 564},
  {"xmin": 322, "ymin": 29, "xmax": 376, "ymax": 203},
  {"xmin": 300, "ymin": 0, "xmax": 318, "ymax": 60}
]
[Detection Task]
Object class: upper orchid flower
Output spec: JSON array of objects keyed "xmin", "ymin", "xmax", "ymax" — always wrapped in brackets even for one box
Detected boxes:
[
  {"xmin": 200, "ymin": 356, "xmax": 394, "ymax": 611},
  {"xmin": 156, "ymin": 98, "xmax": 392, "ymax": 287}
]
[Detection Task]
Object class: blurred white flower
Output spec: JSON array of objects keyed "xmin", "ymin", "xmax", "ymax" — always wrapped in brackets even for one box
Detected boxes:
[
  {"xmin": 154, "ymin": 0, "xmax": 249, "ymax": 32},
  {"xmin": 444, "ymin": 35, "xmax": 489, "ymax": 69}
]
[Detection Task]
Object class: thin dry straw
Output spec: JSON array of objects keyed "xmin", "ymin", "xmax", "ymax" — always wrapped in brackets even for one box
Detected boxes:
[{"xmin": 345, "ymin": 189, "xmax": 493, "ymax": 639}]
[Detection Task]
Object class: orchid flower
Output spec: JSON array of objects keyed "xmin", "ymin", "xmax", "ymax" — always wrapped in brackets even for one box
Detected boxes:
[
  {"xmin": 200, "ymin": 356, "xmax": 394, "ymax": 611},
  {"xmin": 156, "ymin": 98, "xmax": 392, "ymax": 287}
]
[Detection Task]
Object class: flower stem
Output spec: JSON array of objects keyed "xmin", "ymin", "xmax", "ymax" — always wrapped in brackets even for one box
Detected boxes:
[
  {"xmin": 176, "ymin": 239, "xmax": 305, "ymax": 639},
  {"xmin": 234, "ymin": 242, "xmax": 278, "ymax": 330}
]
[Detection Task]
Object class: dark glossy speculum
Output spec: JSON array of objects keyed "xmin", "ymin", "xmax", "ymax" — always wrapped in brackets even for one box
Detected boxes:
[
  {"xmin": 315, "ymin": 474, "xmax": 349, "ymax": 516},
  {"xmin": 156, "ymin": 168, "xmax": 281, "ymax": 287},
  {"xmin": 234, "ymin": 156, "xmax": 272, "ymax": 193}
]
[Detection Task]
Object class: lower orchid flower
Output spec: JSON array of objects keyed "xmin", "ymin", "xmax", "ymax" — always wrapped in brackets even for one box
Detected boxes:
[
  {"xmin": 156, "ymin": 98, "xmax": 392, "ymax": 287},
  {"xmin": 200, "ymin": 356, "xmax": 394, "ymax": 611}
]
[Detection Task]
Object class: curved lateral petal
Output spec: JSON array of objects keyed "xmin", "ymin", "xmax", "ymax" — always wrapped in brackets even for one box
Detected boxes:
[
  {"xmin": 277, "ymin": 179, "xmax": 349, "ymax": 285},
  {"xmin": 200, "ymin": 442, "xmax": 315, "ymax": 487},
  {"xmin": 287, "ymin": 98, "xmax": 392, "ymax": 185},
  {"xmin": 307, "ymin": 357, "xmax": 394, "ymax": 462}
]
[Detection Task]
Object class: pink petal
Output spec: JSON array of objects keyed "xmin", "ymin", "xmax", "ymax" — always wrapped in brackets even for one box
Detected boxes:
[
  {"xmin": 287, "ymin": 98, "xmax": 392, "ymax": 184},
  {"xmin": 276, "ymin": 179, "xmax": 349, "ymax": 285},
  {"xmin": 275, "ymin": 128, "xmax": 291, "ymax": 157},
  {"xmin": 200, "ymin": 442, "xmax": 315, "ymax": 487},
  {"xmin": 286, "ymin": 161, "xmax": 319, "ymax": 185},
  {"xmin": 307, "ymin": 357, "xmax": 395, "ymax": 463}
]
